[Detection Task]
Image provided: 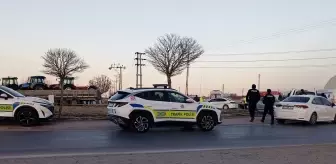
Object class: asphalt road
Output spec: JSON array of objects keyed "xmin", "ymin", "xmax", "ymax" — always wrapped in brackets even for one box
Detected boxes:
[{"xmin": 0, "ymin": 121, "xmax": 336, "ymax": 158}]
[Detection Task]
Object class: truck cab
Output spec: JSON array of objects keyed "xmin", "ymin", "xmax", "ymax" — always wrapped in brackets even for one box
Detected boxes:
[
  {"xmin": 20, "ymin": 76, "xmax": 48, "ymax": 90},
  {"xmin": 1, "ymin": 77, "xmax": 19, "ymax": 90}
]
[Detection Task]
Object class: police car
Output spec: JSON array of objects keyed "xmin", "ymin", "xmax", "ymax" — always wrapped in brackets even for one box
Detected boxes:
[
  {"xmin": 0, "ymin": 86, "xmax": 54, "ymax": 126},
  {"xmin": 107, "ymin": 84, "xmax": 222, "ymax": 133}
]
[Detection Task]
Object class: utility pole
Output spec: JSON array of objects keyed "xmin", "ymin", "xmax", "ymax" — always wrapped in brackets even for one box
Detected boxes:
[
  {"xmin": 258, "ymin": 74, "xmax": 260, "ymax": 90},
  {"xmin": 222, "ymin": 84, "xmax": 224, "ymax": 93},
  {"xmin": 135, "ymin": 52, "xmax": 146, "ymax": 88},
  {"xmin": 186, "ymin": 54, "xmax": 190, "ymax": 95},
  {"xmin": 109, "ymin": 63, "xmax": 126, "ymax": 90},
  {"xmin": 111, "ymin": 80, "xmax": 117, "ymax": 93}
]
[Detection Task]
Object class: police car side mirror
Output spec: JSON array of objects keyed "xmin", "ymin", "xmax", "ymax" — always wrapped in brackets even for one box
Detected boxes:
[
  {"xmin": 0, "ymin": 93, "xmax": 8, "ymax": 100},
  {"xmin": 186, "ymin": 98, "xmax": 194, "ymax": 103}
]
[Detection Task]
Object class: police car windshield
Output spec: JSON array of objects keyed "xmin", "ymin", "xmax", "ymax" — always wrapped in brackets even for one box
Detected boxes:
[{"xmin": 0, "ymin": 86, "xmax": 25, "ymax": 97}]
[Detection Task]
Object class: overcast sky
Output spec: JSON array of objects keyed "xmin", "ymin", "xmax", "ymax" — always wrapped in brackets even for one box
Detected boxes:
[{"xmin": 1, "ymin": 0, "xmax": 336, "ymax": 95}]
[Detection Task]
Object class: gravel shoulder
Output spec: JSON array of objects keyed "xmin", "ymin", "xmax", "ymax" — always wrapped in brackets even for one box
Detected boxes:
[{"xmin": 1, "ymin": 144, "xmax": 335, "ymax": 164}]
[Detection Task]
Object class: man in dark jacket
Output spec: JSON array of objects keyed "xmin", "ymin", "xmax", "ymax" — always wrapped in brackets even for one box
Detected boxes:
[
  {"xmin": 261, "ymin": 89, "xmax": 276, "ymax": 125},
  {"xmin": 193, "ymin": 95, "xmax": 200, "ymax": 102},
  {"xmin": 246, "ymin": 84, "xmax": 260, "ymax": 122}
]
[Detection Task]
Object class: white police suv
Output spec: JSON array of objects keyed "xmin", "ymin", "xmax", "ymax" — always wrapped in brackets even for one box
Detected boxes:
[
  {"xmin": 107, "ymin": 84, "xmax": 222, "ymax": 133},
  {"xmin": 0, "ymin": 86, "xmax": 54, "ymax": 126}
]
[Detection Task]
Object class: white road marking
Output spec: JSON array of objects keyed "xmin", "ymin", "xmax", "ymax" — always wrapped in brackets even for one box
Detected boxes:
[{"xmin": 0, "ymin": 142, "xmax": 335, "ymax": 159}]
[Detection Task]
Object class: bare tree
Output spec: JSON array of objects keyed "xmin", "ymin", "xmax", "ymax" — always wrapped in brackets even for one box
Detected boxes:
[
  {"xmin": 89, "ymin": 75, "xmax": 112, "ymax": 93},
  {"xmin": 42, "ymin": 48, "xmax": 89, "ymax": 118},
  {"xmin": 145, "ymin": 33, "xmax": 204, "ymax": 87}
]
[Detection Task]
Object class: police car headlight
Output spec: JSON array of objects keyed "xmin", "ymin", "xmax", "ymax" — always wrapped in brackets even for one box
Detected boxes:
[{"xmin": 33, "ymin": 101, "xmax": 53, "ymax": 108}]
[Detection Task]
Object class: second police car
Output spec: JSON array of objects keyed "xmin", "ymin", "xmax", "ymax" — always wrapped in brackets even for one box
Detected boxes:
[
  {"xmin": 107, "ymin": 84, "xmax": 222, "ymax": 133},
  {"xmin": 0, "ymin": 86, "xmax": 54, "ymax": 126}
]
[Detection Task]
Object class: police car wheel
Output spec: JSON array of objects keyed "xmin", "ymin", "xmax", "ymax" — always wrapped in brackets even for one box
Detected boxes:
[
  {"xmin": 16, "ymin": 108, "xmax": 39, "ymax": 127},
  {"xmin": 197, "ymin": 113, "xmax": 215, "ymax": 131},
  {"xmin": 131, "ymin": 114, "xmax": 151, "ymax": 133}
]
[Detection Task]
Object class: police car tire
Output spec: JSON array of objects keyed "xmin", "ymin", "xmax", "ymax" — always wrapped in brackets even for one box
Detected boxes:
[
  {"xmin": 16, "ymin": 108, "xmax": 39, "ymax": 127},
  {"xmin": 197, "ymin": 113, "xmax": 215, "ymax": 131},
  {"xmin": 130, "ymin": 113, "xmax": 151, "ymax": 133}
]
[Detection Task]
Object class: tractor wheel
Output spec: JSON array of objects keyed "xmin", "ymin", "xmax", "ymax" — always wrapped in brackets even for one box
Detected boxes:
[{"xmin": 34, "ymin": 85, "xmax": 44, "ymax": 90}]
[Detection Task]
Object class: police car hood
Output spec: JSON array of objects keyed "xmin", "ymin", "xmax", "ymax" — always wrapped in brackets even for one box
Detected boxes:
[{"xmin": 16, "ymin": 97, "xmax": 53, "ymax": 105}]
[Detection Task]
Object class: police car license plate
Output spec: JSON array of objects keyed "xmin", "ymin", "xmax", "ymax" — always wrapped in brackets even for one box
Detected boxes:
[{"xmin": 282, "ymin": 106, "xmax": 293, "ymax": 110}]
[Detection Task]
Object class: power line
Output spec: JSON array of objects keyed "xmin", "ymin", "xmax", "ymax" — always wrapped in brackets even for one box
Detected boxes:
[
  {"xmin": 226, "ymin": 18, "xmax": 336, "ymax": 47},
  {"xmin": 191, "ymin": 64, "xmax": 336, "ymax": 69},
  {"xmin": 196, "ymin": 56, "xmax": 336, "ymax": 63},
  {"xmin": 204, "ymin": 48, "xmax": 336, "ymax": 56}
]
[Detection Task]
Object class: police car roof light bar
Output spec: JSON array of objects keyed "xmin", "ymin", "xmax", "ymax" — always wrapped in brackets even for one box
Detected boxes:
[{"xmin": 153, "ymin": 84, "xmax": 169, "ymax": 89}]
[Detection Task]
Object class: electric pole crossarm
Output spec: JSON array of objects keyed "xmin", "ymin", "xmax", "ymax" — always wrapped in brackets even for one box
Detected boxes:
[
  {"xmin": 135, "ymin": 52, "xmax": 146, "ymax": 88},
  {"xmin": 109, "ymin": 63, "xmax": 126, "ymax": 90}
]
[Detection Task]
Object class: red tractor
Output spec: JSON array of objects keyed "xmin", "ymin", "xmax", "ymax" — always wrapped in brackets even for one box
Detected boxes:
[{"xmin": 49, "ymin": 77, "xmax": 97, "ymax": 90}]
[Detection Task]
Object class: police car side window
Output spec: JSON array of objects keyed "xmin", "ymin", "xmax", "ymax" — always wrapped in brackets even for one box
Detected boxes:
[
  {"xmin": 135, "ymin": 91, "xmax": 167, "ymax": 102},
  {"xmin": 168, "ymin": 92, "xmax": 188, "ymax": 103}
]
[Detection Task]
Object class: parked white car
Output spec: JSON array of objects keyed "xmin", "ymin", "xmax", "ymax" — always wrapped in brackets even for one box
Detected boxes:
[
  {"xmin": 207, "ymin": 98, "xmax": 238, "ymax": 110},
  {"xmin": 274, "ymin": 95, "xmax": 336, "ymax": 125}
]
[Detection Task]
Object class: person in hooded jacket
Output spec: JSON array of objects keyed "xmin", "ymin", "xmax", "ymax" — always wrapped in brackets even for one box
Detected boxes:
[
  {"xmin": 246, "ymin": 84, "xmax": 260, "ymax": 122},
  {"xmin": 261, "ymin": 89, "xmax": 276, "ymax": 125}
]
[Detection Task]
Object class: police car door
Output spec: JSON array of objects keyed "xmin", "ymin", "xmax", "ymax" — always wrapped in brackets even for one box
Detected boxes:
[
  {"xmin": 167, "ymin": 91, "xmax": 197, "ymax": 121},
  {"xmin": 0, "ymin": 89, "xmax": 15, "ymax": 117},
  {"xmin": 145, "ymin": 90, "xmax": 171, "ymax": 120}
]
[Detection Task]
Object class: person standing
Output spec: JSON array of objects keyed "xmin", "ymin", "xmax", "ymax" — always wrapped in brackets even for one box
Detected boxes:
[
  {"xmin": 200, "ymin": 96, "xmax": 204, "ymax": 102},
  {"xmin": 261, "ymin": 89, "xmax": 276, "ymax": 125},
  {"xmin": 193, "ymin": 95, "xmax": 200, "ymax": 102},
  {"xmin": 246, "ymin": 84, "xmax": 260, "ymax": 122}
]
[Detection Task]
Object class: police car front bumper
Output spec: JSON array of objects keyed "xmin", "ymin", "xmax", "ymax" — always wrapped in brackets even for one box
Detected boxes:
[{"xmin": 108, "ymin": 115, "xmax": 129, "ymax": 126}]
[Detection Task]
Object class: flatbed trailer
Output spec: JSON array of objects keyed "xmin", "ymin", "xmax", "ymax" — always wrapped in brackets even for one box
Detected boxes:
[{"xmin": 18, "ymin": 90, "xmax": 101, "ymax": 105}]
